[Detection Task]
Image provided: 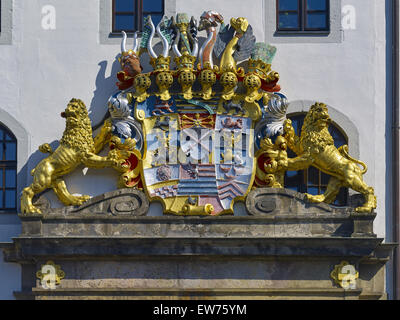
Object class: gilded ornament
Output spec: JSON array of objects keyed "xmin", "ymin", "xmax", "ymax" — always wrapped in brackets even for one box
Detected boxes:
[
  {"xmin": 133, "ymin": 73, "xmax": 151, "ymax": 102},
  {"xmin": 21, "ymin": 99, "xmax": 120, "ymax": 214},
  {"xmin": 198, "ymin": 63, "xmax": 217, "ymax": 100},
  {"xmin": 175, "ymin": 53, "xmax": 197, "ymax": 100},
  {"xmin": 283, "ymin": 103, "xmax": 376, "ymax": 213},
  {"xmin": 182, "ymin": 203, "xmax": 214, "ymax": 215},
  {"xmin": 219, "ymin": 72, "xmax": 239, "ymax": 101},
  {"xmin": 36, "ymin": 261, "xmax": 65, "ymax": 289},
  {"xmin": 217, "ymin": 17, "xmax": 255, "ymax": 73},
  {"xmin": 152, "ymin": 56, "xmax": 174, "ymax": 101},
  {"xmin": 255, "ymin": 136, "xmax": 288, "ymax": 188},
  {"xmin": 330, "ymin": 261, "xmax": 359, "ymax": 289}
]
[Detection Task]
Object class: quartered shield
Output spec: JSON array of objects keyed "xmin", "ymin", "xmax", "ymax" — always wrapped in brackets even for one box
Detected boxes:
[{"xmin": 135, "ymin": 95, "xmax": 255, "ymax": 215}]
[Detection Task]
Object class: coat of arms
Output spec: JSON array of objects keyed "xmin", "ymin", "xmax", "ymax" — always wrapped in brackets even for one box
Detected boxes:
[{"xmin": 20, "ymin": 12, "xmax": 376, "ymax": 215}]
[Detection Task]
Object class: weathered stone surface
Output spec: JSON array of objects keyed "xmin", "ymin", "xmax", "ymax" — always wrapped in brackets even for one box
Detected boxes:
[
  {"xmin": 247, "ymin": 188, "xmax": 361, "ymax": 215},
  {"xmin": 33, "ymin": 189, "xmax": 149, "ymax": 216}
]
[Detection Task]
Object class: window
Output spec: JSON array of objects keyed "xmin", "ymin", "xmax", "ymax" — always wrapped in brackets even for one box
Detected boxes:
[
  {"xmin": 277, "ymin": 0, "xmax": 330, "ymax": 32},
  {"xmin": 284, "ymin": 114, "xmax": 348, "ymax": 206},
  {"xmin": 0, "ymin": 124, "xmax": 17, "ymax": 212},
  {"xmin": 112, "ymin": 0, "xmax": 164, "ymax": 33}
]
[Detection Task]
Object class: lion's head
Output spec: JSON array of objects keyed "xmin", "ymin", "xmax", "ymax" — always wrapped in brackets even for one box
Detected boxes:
[
  {"xmin": 60, "ymin": 98, "xmax": 94, "ymax": 152},
  {"xmin": 300, "ymin": 103, "xmax": 334, "ymax": 154},
  {"xmin": 305, "ymin": 103, "xmax": 331, "ymax": 129}
]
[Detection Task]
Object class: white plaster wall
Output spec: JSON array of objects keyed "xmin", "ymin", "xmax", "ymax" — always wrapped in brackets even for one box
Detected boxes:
[{"xmin": 0, "ymin": 0, "xmax": 393, "ymax": 297}]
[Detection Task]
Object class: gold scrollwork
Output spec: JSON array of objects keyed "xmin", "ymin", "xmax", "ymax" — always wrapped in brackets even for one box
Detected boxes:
[
  {"xmin": 330, "ymin": 261, "xmax": 359, "ymax": 290},
  {"xmin": 36, "ymin": 261, "xmax": 65, "ymax": 289}
]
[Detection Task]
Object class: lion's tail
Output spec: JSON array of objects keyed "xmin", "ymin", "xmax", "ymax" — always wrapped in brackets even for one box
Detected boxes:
[{"xmin": 338, "ymin": 145, "xmax": 368, "ymax": 174}]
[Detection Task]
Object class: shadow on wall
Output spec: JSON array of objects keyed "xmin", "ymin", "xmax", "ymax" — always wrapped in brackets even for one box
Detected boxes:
[
  {"xmin": 89, "ymin": 56, "xmax": 121, "ymax": 127},
  {"xmin": 88, "ymin": 39, "xmax": 162, "ymax": 126}
]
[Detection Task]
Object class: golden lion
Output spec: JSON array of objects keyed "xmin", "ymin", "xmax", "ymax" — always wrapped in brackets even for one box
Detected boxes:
[
  {"xmin": 283, "ymin": 102, "xmax": 376, "ymax": 213},
  {"xmin": 21, "ymin": 98, "xmax": 119, "ymax": 213}
]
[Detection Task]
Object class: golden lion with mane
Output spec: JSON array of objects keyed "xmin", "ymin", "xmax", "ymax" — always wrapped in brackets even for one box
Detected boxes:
[
  {"xmin": 21, "ymin": 98, "xmax": 117, "ymax": 213},
  {"xmin": 283, "ymin": 102, "xmax": 376, "ymax": 213}
]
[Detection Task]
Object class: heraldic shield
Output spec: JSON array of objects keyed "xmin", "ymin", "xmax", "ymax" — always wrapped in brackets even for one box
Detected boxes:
[{"xmin": 136, "ymin": 95, "xmax": 255, "ymax": 215}]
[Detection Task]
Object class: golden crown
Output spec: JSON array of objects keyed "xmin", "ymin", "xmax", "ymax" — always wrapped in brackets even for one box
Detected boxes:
[
  {"xmin": 118, "ymin": 50, "xmax": 139, "ymax": 64},
  {"xmin": 174, "ymin": 53, "xmax": 197, "ymax": 70},
  {"xmin": 150, "ymin": 56, "xmax": 171, "ymax": 71},
  {"xmin": 247, "ymin": 59, "xmax": 272, "ymax": 80}
]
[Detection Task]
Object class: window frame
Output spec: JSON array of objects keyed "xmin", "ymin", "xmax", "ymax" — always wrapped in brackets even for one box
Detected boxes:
[
  {"xmin": 111, "ymin": 0, "xmax": 165, "ymax": 34},
  {"xmin": 276, "ymin": 0, "xmax": 330, "ymax": 34},
  {"xmin": 0, "ymin": 125, "xmax": 17, "ymax": 213}
]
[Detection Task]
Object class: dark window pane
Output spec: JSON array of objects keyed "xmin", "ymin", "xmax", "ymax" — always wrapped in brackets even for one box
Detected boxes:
[
  {"xmin": 145, "ymin": 13, "xmax": 162, "ymax": 27},
  {"xmin": 279, "ymin": 13, "xmax": 300, "ymax": 29},
  {"xmin": 334, "ymin": 188, "xmax": 348, "ymax": 206},
  {"xmin": 0, "ymin": 144, "xmax": 3, "ymax": 161},
  {"xmin": 321, "ymin": 172, "xmax": 330, "ymax": 185},
  {"xmin": 5, "ymin": 142, "xmax": 16, "ymax": 161},
  {"xmin": 308, "ymin": 187, "xmax": 319, "ymax": 196},
  {"xmin": 286, "ymin": 170, "xmax": 298, "ymax": 178},
  {"xmin": 5, "ymin": 190, "xmax": 15, "ymax": 209},
  {"xmin": 115, "ymin": 0, "xmax": 135, "ymax": 12},
  {"xmin": 284, "ymin": 170, "xmax": 305, "ymax": 192},
  {"xmin": 307, "ymin": 12, "xmax": 328, "ymax": 29},
  {"xmin": 308, "ymin": 166, "xmax": 319, "ymax": 185},
  {"xmin": 115, "ymin": 14, "xmax": 135, "ymax": 31},
  {"xmin": 307, "ymin": 0, "xmax": 327, "ymax": 11},
  {"xmin": 291, "ymin": 120, "xmax": 299, "ymax": 135},
  {"xmin": 0, "ymin": 190, "xmax": 3, "ymax": 208},
  {"xmin": 329, "ymin": 126, "xmax": 346, "ymax": 149},
  {"xmin": 143, "ymin": 0, "xmax": 163, "ymax": 12},
  {"xmin": 292, "ymin": 117, "xmax": 304, "ymax": 135},
  {"xmin": 279, "ymin": 0, "xmax": 299, "ymax": 11},
  {"xmin": 0, "ymin": 129, "xmax": 3, "ymax": 140},
  {"xmin": 5, "ymin": 169, "xmax": 16, "ymax": 188},
  {"xmin": 0, "ymin": 170, "xmax": 2, "ymax": 187}
]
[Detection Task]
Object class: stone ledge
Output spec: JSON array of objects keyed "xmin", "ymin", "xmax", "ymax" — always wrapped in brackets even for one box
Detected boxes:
[
  {"xmin": 3, "ymin": 237, "xmax": 384, "ymax": 263},
  {"xmin": 16, "ymin": 287, "xmax": 367, "ymax": 300},
  {"xmin": 18, "ymin": 216, "xmax": 358, "ymax": 238},
  {"xmin": 23, "ymin": 188, "xmax": 376, "ymax": 239}
]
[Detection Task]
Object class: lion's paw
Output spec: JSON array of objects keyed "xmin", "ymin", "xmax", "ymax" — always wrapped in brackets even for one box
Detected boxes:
[
  {"xmin": 355, "ymin": 206, "xmax": 373, "ymax": 213},
  {"xmin": 21, "ymin": 205, "xmax": 42, "ymax": 214},
  {"xmin": 305, "ymin": 194, "xmax": 325, "ymax": 203},
  {"xmin": 69, "ymin": 195, "xmax": 91, "ymax": 206}
]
